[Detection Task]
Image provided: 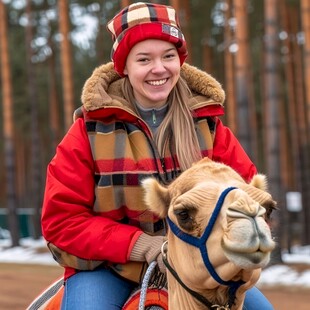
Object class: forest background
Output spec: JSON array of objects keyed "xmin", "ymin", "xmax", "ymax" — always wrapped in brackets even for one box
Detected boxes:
[{"xmin": 1, "ymin": 0, "xmax": 310, "ymax": 264}]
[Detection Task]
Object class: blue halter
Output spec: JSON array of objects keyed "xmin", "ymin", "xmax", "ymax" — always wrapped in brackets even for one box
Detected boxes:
[{"xmin": 167, "ymin": 186, "xmax": 245, "ymax": 297}]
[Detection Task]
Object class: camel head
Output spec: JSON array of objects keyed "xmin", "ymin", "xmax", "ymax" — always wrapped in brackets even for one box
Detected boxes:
[{"xmin": 142, "ymin": 158, "xmax": 276, "ymax": 310}]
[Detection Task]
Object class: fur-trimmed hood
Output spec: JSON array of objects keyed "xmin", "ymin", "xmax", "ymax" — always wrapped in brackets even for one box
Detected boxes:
[{"xmin": 81, "ymin": 62, "xmax": 225, "ymax": 112}]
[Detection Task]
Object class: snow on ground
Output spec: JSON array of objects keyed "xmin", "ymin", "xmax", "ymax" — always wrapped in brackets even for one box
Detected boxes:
[
  {"xmin": 0, "ymin": 235, "xmax": 310, "ymax": 289},
  {"xmin": 257, "ymin": 245, "xmax": 310, "ymax": 289},
  {"xmin": 0, "ymin": 236, "xmax": 56, "ymax": 265}
]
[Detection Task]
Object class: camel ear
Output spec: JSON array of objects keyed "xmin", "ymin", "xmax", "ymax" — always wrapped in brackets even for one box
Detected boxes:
[
  {"xmin": 240, "ymin": 174, "xmax": 278, "ymax": 220},
  {"xmin": 249, "ymin": 174, "xmax": 268, "ymax": 191},
  {"xmin": 141, "ymin": 178, "xmax": 170, "ymax": 218}
]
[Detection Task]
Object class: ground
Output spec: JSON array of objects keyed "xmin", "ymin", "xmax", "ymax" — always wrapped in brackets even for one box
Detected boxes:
[{"xmin": 0, "ymin": 263, "xmax": 309, "ymax": 310}]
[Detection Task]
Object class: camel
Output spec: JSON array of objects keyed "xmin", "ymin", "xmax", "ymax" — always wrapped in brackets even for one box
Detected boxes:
[
  {"xmin": 27, "ymin": 158, "xmax": 276, "ymax": 310},
  {"xmin": 142, "ymin": 158, "xmax": 276, "ymax": 310}
]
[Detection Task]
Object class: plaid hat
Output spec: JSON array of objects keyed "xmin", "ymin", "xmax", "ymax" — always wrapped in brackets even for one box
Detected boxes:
[{"xmin": 107, "ymin": 2, "xmax": 188, "ymax": 76}]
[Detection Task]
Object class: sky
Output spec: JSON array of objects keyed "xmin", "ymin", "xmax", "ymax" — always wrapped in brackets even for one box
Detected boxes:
[{"xmin": 0, "ymin": 235, "xmax": 310, "ymax": 289}]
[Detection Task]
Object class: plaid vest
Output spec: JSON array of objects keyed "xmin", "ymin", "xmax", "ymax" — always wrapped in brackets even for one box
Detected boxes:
[
  {"xmin": 84, "ymin": 109, "xmax": 215, "ymax": 228},
  {"xmin": 82, "ymin": 107, "xmax": 216, "ymax": 283}
]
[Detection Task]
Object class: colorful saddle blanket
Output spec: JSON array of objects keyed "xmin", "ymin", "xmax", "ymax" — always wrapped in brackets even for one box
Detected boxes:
[{"xmin": 27, "ymin": 262, "xmax": 168, "ymax": 310}]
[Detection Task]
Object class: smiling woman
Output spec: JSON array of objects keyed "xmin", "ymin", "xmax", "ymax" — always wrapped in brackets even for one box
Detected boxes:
[
  {"xmin": 123, "ymin": 40, "xmax": 181, "ymax": 108},
  {"xmin": 39, "ymin": 2, "xmax": 273, "ymax": 310}
]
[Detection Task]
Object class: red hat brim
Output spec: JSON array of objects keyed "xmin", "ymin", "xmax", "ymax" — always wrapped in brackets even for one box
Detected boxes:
[{"xmin": 113, "ymin": 23, "xmax": 188, "ymax": 76}]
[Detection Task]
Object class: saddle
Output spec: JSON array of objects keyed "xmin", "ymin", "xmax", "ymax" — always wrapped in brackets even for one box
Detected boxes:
[{"xmin": 26, "ymin": 262, "xmax": 168, "ymax": 310}]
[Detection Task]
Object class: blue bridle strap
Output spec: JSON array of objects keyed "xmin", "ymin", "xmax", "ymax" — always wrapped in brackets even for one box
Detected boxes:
[{"xmin": 167, "ymin": 186, "xmax": 245, "ymax": 291}]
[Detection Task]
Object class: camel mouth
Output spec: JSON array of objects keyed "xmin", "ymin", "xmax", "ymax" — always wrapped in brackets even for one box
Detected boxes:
[{"xmin": 223, "ymin": 248, "xmax": 271, "ymax": 269}]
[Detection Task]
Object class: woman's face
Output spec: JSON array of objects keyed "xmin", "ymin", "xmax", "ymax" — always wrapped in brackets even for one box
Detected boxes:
[{"xmin": 124, "ymin": 39, "xmax": 181, "ymax": 109}]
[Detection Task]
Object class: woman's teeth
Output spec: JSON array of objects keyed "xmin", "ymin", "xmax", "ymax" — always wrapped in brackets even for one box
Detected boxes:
[{"xmin": 148, "ymin": 79, "xmax": 167, "ymax": 86}]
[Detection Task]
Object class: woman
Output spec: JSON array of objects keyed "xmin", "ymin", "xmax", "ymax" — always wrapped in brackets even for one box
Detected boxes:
[{"xmin": 41, "ymin": 2, "xmax": 273, "ymax": 309}]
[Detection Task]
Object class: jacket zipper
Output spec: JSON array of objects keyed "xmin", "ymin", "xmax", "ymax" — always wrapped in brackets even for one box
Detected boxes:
[{"xmin": 136, "ymin": 118, "xmax": 169, "ymax": 184}]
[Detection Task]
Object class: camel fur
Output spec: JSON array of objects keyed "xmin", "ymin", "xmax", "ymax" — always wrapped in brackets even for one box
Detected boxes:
[{"xmin": 142, "ymin": 158, "xmax": 276, "ymax": 310}]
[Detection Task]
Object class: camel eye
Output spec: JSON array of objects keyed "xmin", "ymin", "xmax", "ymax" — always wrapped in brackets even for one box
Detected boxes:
[
  {"xmin": 176, "ymin": 210, "xmax": 189, "ymax": 221},
  {"xmin": 262, "ymin": 200, "xmax": 277, "ymax": 221},
  {"xmin": 174, "ymin": 207, "xmax": 196, "ymax": 231}
]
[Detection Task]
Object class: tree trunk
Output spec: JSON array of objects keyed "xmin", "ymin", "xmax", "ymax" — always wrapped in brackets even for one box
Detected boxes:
[
  {"xmin": 263, "ymin": 0, "xmax": 284, "ymax": 264},
  {"xmin": 279, "ymin": 2, "xmax": 299, "ymax": 191},
  {"xmin": 181, "ymin": 0, "xmax": 192, "ymax": 64},
  {"xmin": 169, "ymin": 0, "xmax": 192, "ymax": 64},
  {"xmin": 58, "ymin": 0, "xmax": 75, "ymax": 131},
  {"xmin": 233, "ymin": 0, "xmax": 257, "ymax": 161},
  {"xmin": 279, "ymin": 3, "xmax": 301, "ymax": 251},
  {"xmin": 121, "ymin": 0, "xmax": 131, "ymax": 8},
  {"xmin": 170, "ymin": 0, "xmax": 180, "ymax": 9},
  {"xmin": 223, "ymin": 0, "xmax": 237, "ymax": 134},
  {"xmin": 0, "ymin": 0, "xmax": 20, "ymax": 246},
  {"xmin": 48, "ymin": 36, "xmax": 62, "ymax": 152},
  {"xmin": 301, "ymin": 0, "xmax": 310, "ymax": 130},
  {"xmin": 95, "ymin": 5, "xmax": 106, "ymax": 64},
  {"xmin": 300, "ymin": 0, "xmax": 310, "ymax": 245},
  {"xmin": 202, "ymin": 43, "xmax": 214, "ymax": 77},
  {"xmin": 25, "ymin": 0, "xmax": 42, "ymax": 239}
]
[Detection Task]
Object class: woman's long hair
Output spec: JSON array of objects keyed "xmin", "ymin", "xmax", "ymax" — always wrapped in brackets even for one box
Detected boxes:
[{"xmin": 122, "ymin": 77, "xmax": 202, "ymax": 171}]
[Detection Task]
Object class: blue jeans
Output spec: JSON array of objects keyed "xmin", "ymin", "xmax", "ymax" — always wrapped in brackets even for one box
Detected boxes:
[
  {"xmin": 61, "ymin": 268, "xmax": 273, "ymax": 309},
  {"xmin": 61, "ymin": 268, "xmax": 136, "ymax": 310},
  {"xmin": 243, "ymin": 286, "xmax": 274, "ymax": 310}
]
